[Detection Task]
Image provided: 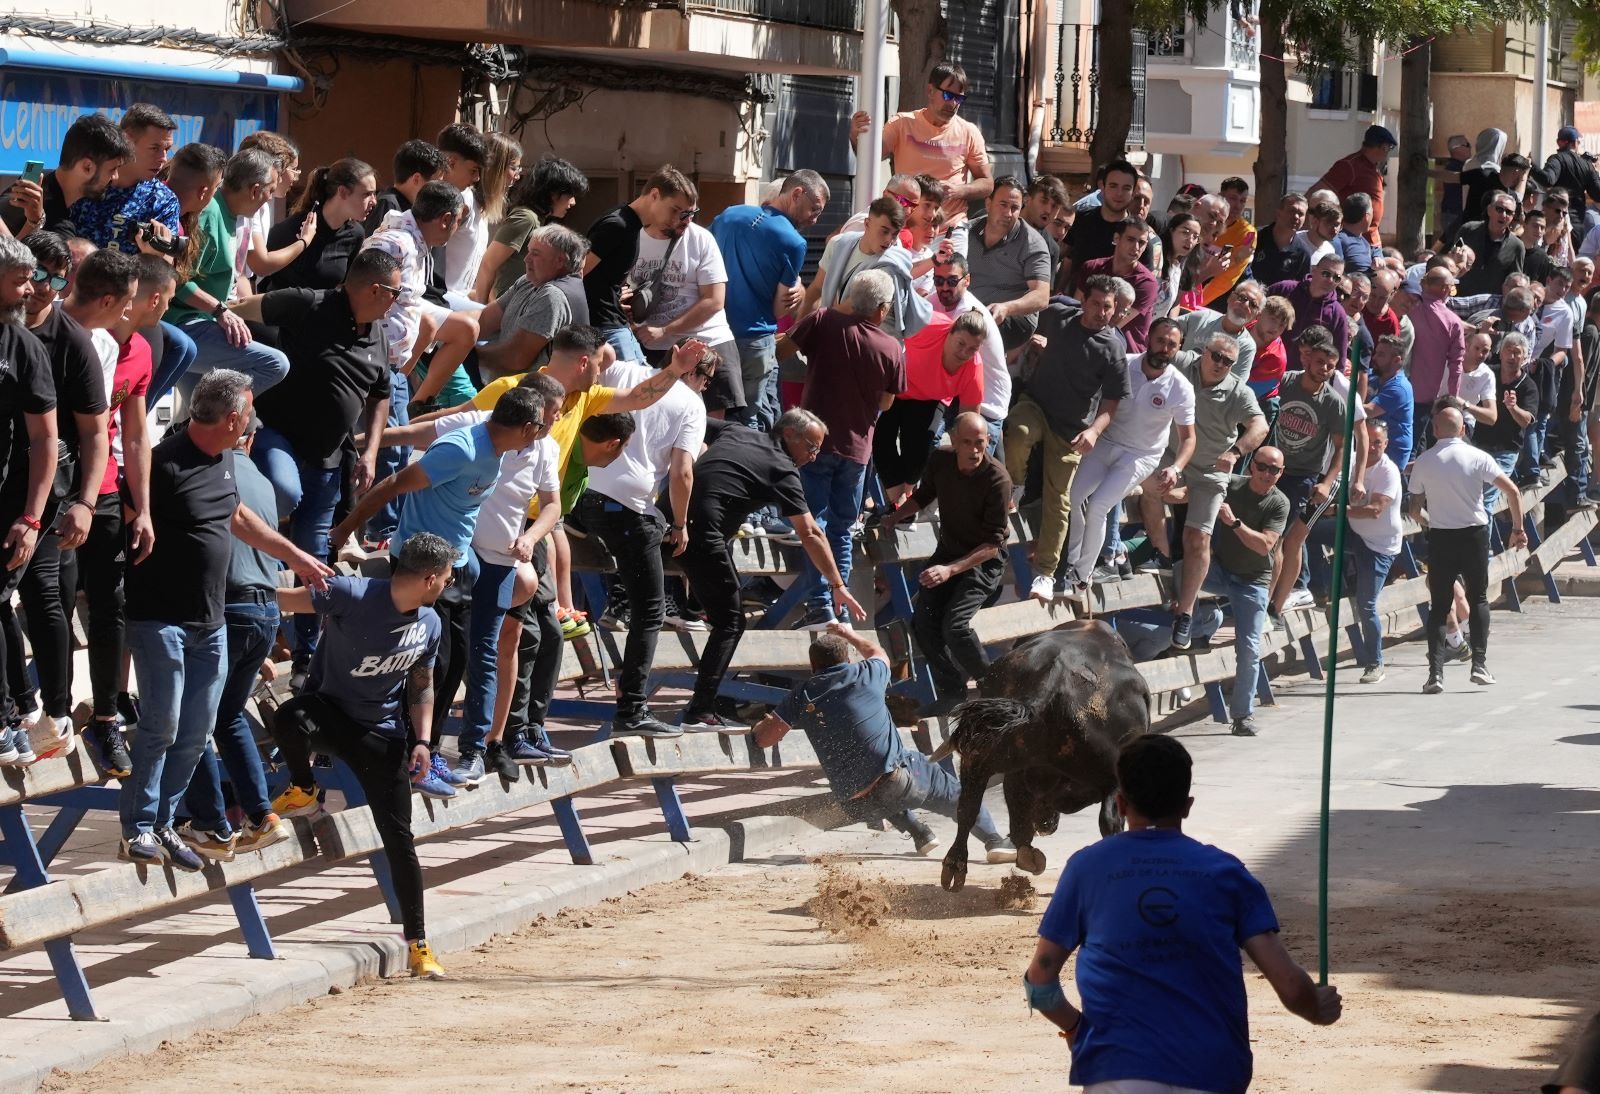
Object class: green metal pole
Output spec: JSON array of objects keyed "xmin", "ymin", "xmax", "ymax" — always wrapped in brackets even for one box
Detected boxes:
[{"xmin": 1317, "ymin": 342, "xmax": 1363, "ymax": 986}]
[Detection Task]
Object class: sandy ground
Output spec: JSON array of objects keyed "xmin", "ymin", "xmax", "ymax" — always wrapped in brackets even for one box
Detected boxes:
[{"xmin": 40, "ymin": 829, "xmax": 1594, "ymax": 1094}]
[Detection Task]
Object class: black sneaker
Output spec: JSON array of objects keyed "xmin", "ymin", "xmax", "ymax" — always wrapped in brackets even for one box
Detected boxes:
[
  {"xmin": 908, "ymin": 820, "xmax": 940, "ymax": 856},
  {"xmin": 791, "ymin": 606, "xmax": 837, "ymax": 631},
  {"xmin": 118, "ymin": 830, "xmax": 165, "ymax": 866},
  {"xmin": 1230, "ymin": 717, "xmax": 1258, "ymax": 737},
  {"xmin": 612, "ymin": 713, "xmax": 685, "ymax": 739},
  {"xmin": 90, "ymin": 719, "xmax": 132, "ymax": 778},
  {"xmin": 664, "ymin": 595, "xmax": 709, "ymax": 632},
  {"xmin": 1138, "ymin": 555, "xmax": 1173, "ymax": 574},
  {"xmin": 525, "ymin": 726, "xmax": 576, "ymax": 766},
  {"xmin": 154, "ymin": 826, "xmax": 205, "ymax": 872},
  {"xmin": 1423, "ymin": 674, "xmax": 1445, "ymax": 695},
  {"xmin": 1171, "ymin": 612, "xmax": 1193, "ymax": 650},
  {"xmin": 740, "ymin": 576, "xmax": 785, "ymax": 608},
  {"xmin": 1469, "ymin": 663, "xmax": 1496, "ymax": 686},
  {"xmin": 503, "ymin": 734, "xmax": 550, "ymax": 766},
  {"xmin": 116, "ymin": 691, "xmax": 141, "ymax": 730},
  {"xmin": 485, "ymin": 741, "xmax": 520, "ymax": 781},
  {"xmin": 678, "ymin": 711, "xmax": 746, "ymax": 734},
  {"xmin": 1115, "ymin": 556, "xmax": 1134, "ymax": 581}
]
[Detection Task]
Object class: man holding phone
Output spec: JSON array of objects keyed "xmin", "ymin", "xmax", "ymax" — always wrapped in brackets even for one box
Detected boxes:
[{"xmin": 3, "ymin": 115, "xmax": 131, "ymax": 238}]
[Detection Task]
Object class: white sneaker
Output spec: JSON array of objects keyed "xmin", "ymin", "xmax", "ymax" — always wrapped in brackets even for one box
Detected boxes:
[
  {"xmin": 33, "ymin": 715, "xmax": 74, "ymax": 762},
  {"xmin": 1028, "ymin": 575, "xmax": 1055, "ymax": 602},
  {"xmin": 1284, "ymin": 589, "xmax": 1316, "ymax": 610}
]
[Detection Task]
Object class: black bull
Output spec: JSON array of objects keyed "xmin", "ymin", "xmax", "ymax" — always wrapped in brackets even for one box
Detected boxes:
[{"xmin": 929, "ymin": 620, "xmax": 1150, "ymax": 892}]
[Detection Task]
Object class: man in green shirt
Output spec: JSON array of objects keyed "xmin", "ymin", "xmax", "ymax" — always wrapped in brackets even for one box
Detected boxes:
[
  {"xmin": 1184, "ymin": 446, "xmax": 1289, "ymax": 737},
  {"xmin": 167, "ymin": 148, "xmax": 290, "ymax": 401}
]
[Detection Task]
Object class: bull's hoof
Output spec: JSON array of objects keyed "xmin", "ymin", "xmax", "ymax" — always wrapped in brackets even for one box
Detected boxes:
[
  {"xmin": 1016, "ymin": 845, "xmax": 1047, "ymax": 875},
  {"xmin": 941, "ymin": 860, "xmax": 967, "ymax": 892}
]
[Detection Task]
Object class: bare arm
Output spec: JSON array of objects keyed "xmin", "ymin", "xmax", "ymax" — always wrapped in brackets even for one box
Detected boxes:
[
  {"xmin": 1345, "ymin": 491, "xmax": 1393, "ymax": 521},
  {"xmin": 790, "ymin": 511, "xmax": 866, "ymax": 620},
  {"xmin": 510, "ymin": 489, "xmax": 562, "ymax": 561},
  {"xmin": 275, "ymin": 585, "xmax": 315, "ymax": 615},
  {"xmin": 664, "ymin": 447, "xmax": 694, "ymax": 555},
  {"xmin": 331, "ymin": 461, "xmax": 433, "ymax": 549},
  {"xmin": 1242, "ymin": 931, "xmax": 1341, "ymax": 1026},
  {"xmin": 1169, "ymin": 422, "xmax": 1197, "ymax": 476},
  {"xmin": 122, "ymin": 395, "xmax": 154, "ymax": 562},
  {"xmin": 826, "ymin": 620, "xmax": 887, "ymax": 664},
  {"xmin": 404, "ymin": 661, "xmax": 435, "ymax": 783},
  {"xmin": 990, "ymin": 279, "xmax": 1050, "ymax": 324},
  {"xmin": 1237, "ymin": 413, "xmax": 1270, "ymax": 454},
  {"xmin": 1463, "ymin": 396, "xmax": 1497, "ymax": 426},
  {"xmin": 247, "ymin": 219, "xmax": 314, "ymax": 278},
  {"xmin": 227, "ymin": 294, "xmax": 266, "ymax": 323},
  {"xmin": 471, "ymin": 241, "xmax": 518, "ymax": 304},
  {"xmin": 476, "ymin": 325, "xmax": 549, "ymax": 378},
  {"xmin": 1024, "ymin": 937, "xmax": 1082, "ymax": 1036},
  {"xmin": 58, "ymin": 408, "xmax": 109, "ymax": 549},
  {"xmin": 5, "ymin": 410, "xmax": 56, "ymax": 570},
  {"xmin": 233, "ymin": 503, "xmax": 333, "ymax": 588},
  {"xmin": 609, "ymin": 342, "xmax": 704, "ymax": 413},
  {"xmin": 647, "ymin": 282, "xmax": 724, "ymax": 344}
]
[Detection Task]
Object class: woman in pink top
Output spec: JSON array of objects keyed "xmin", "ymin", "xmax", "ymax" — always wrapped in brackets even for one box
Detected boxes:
[{"xmin": 871, "ymin": 309, "xmax": 987, "ymax": 505}]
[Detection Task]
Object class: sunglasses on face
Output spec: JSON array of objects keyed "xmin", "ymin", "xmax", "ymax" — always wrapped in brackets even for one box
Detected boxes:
[
  {"xmin": 891, "ymin": 193, "xmax": 916, "ymax": 210},
  {"xmin": 374, "ymin": 282, "xmax": 403, "ymax": 298},
  {"xmin": 940, "ymin": 88, "xmax": 967, "ymax": 106},
  {"xmin": 1336, "ymin": 289, "xmax": 1351, "ymax": 301},
  {"xmin": 932, "ymin": 275, "xmax": 967, "ymax": 287},
  {"xmin": 29, "ymin": 268, "xmax": 66, "ymax": 292},
  {"xmin": 676, "ymin": 207, "xmax": 700, "ymax": 223},
  {"xmin": 1318, "ymin": 270, "xmax": 1342, "ymax": 281},
  {"xmin": 1207, "ymin": 349, "xmax": 1237, "ymax": 365},
  {"xmin": 1254, "ymin": 460, "xmax": 1285, "ymax": 474}
]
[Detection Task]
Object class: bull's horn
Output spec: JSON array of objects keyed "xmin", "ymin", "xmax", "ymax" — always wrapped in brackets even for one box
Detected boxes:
[{"xmin": 928, "ymin": 736, "xmax": 957, "ymax": 763}]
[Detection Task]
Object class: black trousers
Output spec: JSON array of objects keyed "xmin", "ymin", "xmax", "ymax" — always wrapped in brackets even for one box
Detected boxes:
[
  {"xmin": 574, "ymin": 491, "xmax": 665, "ymax": 719},
  {"xmin": 427, "ymin": 561, "xmax": 473, "ymax": 742},
  {"xmin": 1426, "ymin": 525, "xmax": 1490, "ymax": 674},
  {"xmin": 68, "ymin": 494, "xmax": 126, "ymax": 719},
  {"xmin": 506, "ymin": 540, "xmax": 564, "ymax": 739},
  {"xmin": 11, "ymin": 517, "xmax": 74, "ymax": 718},
  {"xmin": 678, "ymin": 537, "xmax": 744, "ymax": 716},
  {"xmin": 271, "ymin": 692, "xmax": 426, "ymax": 942},
  {"xmin": 871, "ymin": 397, "xmax": 943, "ymax": 488},
  {"xmin": 911, "ymin": 555, "xmax": 1004, "ymax": 696}
]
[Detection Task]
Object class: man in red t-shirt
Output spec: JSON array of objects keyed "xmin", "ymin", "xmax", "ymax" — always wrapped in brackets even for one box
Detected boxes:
[
  {"xmin": 78, "ymin": 255, "xmax": 175, "ymax": 775},
  {"xmin": 778, "ymin": 269, "xmax": 905, "ymax": 629},
  {"xmin": 873, "ymin": 309, "xmax": 986, "ymax": 506}
]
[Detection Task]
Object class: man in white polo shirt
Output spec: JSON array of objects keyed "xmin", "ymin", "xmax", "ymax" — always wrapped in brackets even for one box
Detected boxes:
[
  {"xmin": 1062, "ymin": 317, "xmax": 1195, "ymax": 599},
  {"xmin": 576, "ymin": 344, "xmax": 718, "ymax": 740},
  {"xmin": 1408, "ymin": 403, "xmax": 1525, "ymax": 695}
]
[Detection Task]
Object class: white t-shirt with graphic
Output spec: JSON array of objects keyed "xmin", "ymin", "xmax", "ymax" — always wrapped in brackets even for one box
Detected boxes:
[{"xmin": 629, "ymin": 222, "xmax": 735, "ymax": 350}]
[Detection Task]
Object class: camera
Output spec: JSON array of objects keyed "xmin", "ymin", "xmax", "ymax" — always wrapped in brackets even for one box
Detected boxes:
[{"xmin": 134, "ymin": 221, "xmax": 185, "ymax": 257}]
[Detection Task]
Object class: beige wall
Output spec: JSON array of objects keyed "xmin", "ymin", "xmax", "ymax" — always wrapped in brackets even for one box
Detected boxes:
[
  {"xmin": 1431, "ymin": 72, "xmax": 1570, "ymax": 157},
  {"xmin": 285, "ymin": 58, "xmax": 459, "ymax": 185}
]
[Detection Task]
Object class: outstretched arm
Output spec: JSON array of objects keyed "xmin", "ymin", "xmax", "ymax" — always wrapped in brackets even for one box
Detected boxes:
[{"xmin": 1243, "ymin": 931, "xmax": 1341, "ymax": 1025}]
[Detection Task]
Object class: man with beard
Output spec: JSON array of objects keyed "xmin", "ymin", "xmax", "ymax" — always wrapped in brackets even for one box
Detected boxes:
[
  {"xmin": 1265, "ymin": 325, "xmax": 1350, "ymax": 619},
  {"xmin": 1061, "ymin": 318, "xmax": 1195, "ymax": 598},
  {"xmin": 931, "ymin": 254, "xmax": 1007, "ymax": 451},
  {"xmin": 1177, "ymin": 278, "xmax": 1263, "ymax": 380},
  {"xmin": 2, "ymin": 114, "xmax": 130, "ymax": 237},
  {"xmin": 1063, "ymin": 159, "xmax": 1140, "ymax": 284}
]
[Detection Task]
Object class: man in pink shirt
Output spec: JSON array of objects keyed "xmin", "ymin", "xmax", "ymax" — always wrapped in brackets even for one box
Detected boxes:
[
  {"xmin": 850, "ymin": 61, "xmax": 993, "ymax": 255},
  {"xmin": 1405, "ymin": 265, "xmax": 1467, "ymax": 447}
]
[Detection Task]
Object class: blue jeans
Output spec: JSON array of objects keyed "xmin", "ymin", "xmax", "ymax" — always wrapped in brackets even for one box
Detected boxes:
[
  {"xmin": 1350, "ymin": 537, "xmax": 1397, "ymax": 667},
  {"xmin": 121, "ymin": 620, "xmax": 227, "ymax": 838},
  {"xmin": 1483, "ymin": 449, "xmax": 1519, "ymax": 513},
  {"xmin": 799, "ymin": 453, "xmax": 866, "ymax": 614},
  {"xmin": 601, "ymin": 324, "xmax": 646, "ymax": 364},
  {"xmin": 252, "ymin": 426, "xmax": 343, "ymax": 661},
  {"xmin": 367, "ymin": 367, "xmax": 412, "ymax": 542},
  {"xmin": 181, "ymin": 597, "xmax": 277, "ymax": 831},
  {"xmin": 858, "ymin": 751, "xmax": 1003, "ymax": 845},
  {"xmin": 732, "ymin": 334, "xmax": 779, "ymax": 429},
  {"xmin": 460, "ymin": 555, "xmax": 516, "ymax": 754},
  {"xmin": 1518, "ymin": 414, "xmax": 1549, "ymax": 478},
  {"xmin": 1190, "ymin": 560, "xmax": 1269, "ymax": 721},
  {"xmin": 146, "ymin": 320, "xmax": 198, "ymax": 407},
  {"xmin": 180, "ymin": 317, "xmax": 290, "ymax": 399}
]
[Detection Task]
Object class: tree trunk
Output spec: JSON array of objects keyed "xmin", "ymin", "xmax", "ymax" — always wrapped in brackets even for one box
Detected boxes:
[
  {"xmin": 1087, "ymin": 1, "xmax": 1134, "ymax": 169},
  {"xmin": 889, "ymin": 0, "xmax": 948, "ymax": 111},
  {"xmin": 1254, "ymin": 18, "xmax": 1289, "ymax": 218},
  {"xmin": 1396, "ymin": 36, "xmax": 1431, "ymax": 253}
]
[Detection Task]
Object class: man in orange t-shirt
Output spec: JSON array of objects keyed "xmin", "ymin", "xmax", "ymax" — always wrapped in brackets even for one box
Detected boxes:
[{"xmin": 850, "ymin": 60, "xmax": 993, "ymax": 255}]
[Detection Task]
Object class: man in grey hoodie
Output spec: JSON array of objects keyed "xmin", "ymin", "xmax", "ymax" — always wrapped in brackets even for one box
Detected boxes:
[{"xmin": 802, "ymin": 195, "xmax": 931, "ymax": 340}]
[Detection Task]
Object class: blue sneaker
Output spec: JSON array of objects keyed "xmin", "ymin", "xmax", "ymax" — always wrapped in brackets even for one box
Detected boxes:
[
  {"xmin": 504, "ymin": 734, "xmax": 550, "ymax": 766},
  {"xmin": 528, "ymin": 727, "xmax": 574, "ymax": 766},
  {"xmin": 415, "ymin": 753, "xmax": 457, "ymax": 800}
]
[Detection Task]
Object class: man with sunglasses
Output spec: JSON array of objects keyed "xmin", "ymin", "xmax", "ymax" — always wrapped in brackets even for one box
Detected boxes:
[
  {"xmin": 226, "ymin": 248, "xmax": 401, "ymax": 676},
  {"xmin": 1267, "ymin": 253, "xmax": 1350, "ymax": 370},
  {"xmin": 1176, "ymin": 278, "xmax": 1262, "ymax": 381},
  {"xmin": 1446, "ymin": 193, "xmax": 1526, "ymax": 298},
  {"xmin": 10, "ymin": 239, "xmax": 119, "ymax": 765},
  {"xmin": 931, "ymin": 255, "xmax": 1008, "ymax": 452},
  {"xmin": 1189, "ymin": 445, "xmax": 1291, "ymax": 737},
  {"xmin": 849, "ymin": 60, "xmax": 993, "ymax": 256}
]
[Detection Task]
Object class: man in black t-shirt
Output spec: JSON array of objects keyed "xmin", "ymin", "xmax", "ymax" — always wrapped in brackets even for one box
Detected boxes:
[
  {"xmin": 10, "ymin": 239, "xmax": 118, "ymax": 745},
  {"xmin": 1062, "ymin": 159, "xmax": 1138, "ymax": 287},
  {"xmin": 0, "ymin": 236, "xmax": 61, "ymax": 771},
  {"xmin": 677, "ymin": 410, "xmax": 866, "ymax": 733},
  {"xmin": 228, "ymin": 249, "xmax": 400, "ymax": 666},
  {"xmin": 582, "ymin": 165, "xmax": 698, "ymax": 364},
  {"xmin": 1471, "ymin": 330, "xmax": 1540, "ymax": 511},
  {"xmin": 2, "ymin": 114, "xmax": 130, "ymax": 238},
  {"xmin": 118, "ymin": 369, "xmax": 333, "ymax": 872}
]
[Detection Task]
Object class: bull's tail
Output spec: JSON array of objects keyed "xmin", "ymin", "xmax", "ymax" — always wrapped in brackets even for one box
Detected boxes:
[{"xmin": 929, "ymin": 697, "xmax": 1035, "ymax": 763}]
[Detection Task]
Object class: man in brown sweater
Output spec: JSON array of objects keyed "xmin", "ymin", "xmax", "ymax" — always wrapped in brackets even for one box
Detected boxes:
[{"xmin": 882, "ymin": 411, "xmax": 1012, "ymax": 716}]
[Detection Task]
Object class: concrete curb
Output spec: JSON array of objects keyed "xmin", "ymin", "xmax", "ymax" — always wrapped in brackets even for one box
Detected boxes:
[{"xmin": 0, "ymin": 794, "xmax": 836, "ymax": 1094}]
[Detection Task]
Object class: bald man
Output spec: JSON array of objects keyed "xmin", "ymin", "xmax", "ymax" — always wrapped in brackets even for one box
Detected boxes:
[
  {"xmin": 1186, "ymin": 444, "xmax": 1290, "ymax": 737},
  {"xmin": 1408, "ymin": 404, "xmax": 1524, "ymax": 694},
  {"xmin": 882, "ymin": 411, "xmax": 1012, "ymax": 716}
]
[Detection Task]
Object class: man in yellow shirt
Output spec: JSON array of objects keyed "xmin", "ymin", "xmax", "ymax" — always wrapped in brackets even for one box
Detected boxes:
[{"xmin": 1201, "ymin": 176, "xmax": 1257, "ymax": 311}]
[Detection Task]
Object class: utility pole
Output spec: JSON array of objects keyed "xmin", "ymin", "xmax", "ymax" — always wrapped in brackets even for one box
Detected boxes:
[{"xmin": 854, "ymin": 0, "xmax": 890, "ymax": 213}]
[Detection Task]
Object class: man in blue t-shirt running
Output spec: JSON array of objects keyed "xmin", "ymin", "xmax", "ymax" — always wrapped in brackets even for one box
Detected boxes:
[
  {"xmin": 267, "ymin": 532, "xmax": 454, "ymax": 981},
  {"xmin": 1022, "ymin": 735, "xmax": 1341, "ymax": 1093}
]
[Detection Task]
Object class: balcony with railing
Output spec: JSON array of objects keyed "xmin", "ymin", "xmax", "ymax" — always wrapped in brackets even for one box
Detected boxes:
[
  {"xmin": 1141, "ymin": 5, "xmax": 1262, "ymax": 156},
  {"xmin": 279, "ymin": 0, "xmax": 874, "ymax": 76},
  {"xmin": 1039, "ymin": 21, "xmax": 1148, "ymax": 172}
]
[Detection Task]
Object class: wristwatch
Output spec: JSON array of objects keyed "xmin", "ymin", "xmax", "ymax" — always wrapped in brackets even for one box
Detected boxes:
[
  {"xmin": 1227, "ymin": 517, "xmax": 1243, "ymax": 529},
  {"xmin": 211, "ymin": 300, "xmax": 228, "ymax": 318}
]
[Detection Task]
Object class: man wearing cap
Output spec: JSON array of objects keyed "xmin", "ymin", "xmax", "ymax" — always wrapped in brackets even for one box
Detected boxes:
[
  {"xmin": 1312, "ymin": 126, "xmax": 1397, "ymax": 247},
  {"xmin": 1535, "ymin": 127, "xmax": 1600, "ymax": 236}
]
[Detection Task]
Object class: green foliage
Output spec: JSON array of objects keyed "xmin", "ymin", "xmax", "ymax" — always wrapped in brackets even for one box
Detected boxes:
[{"xmin": 1138, "ymin": 0, "xmax": 1565, "ymax": 71}]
